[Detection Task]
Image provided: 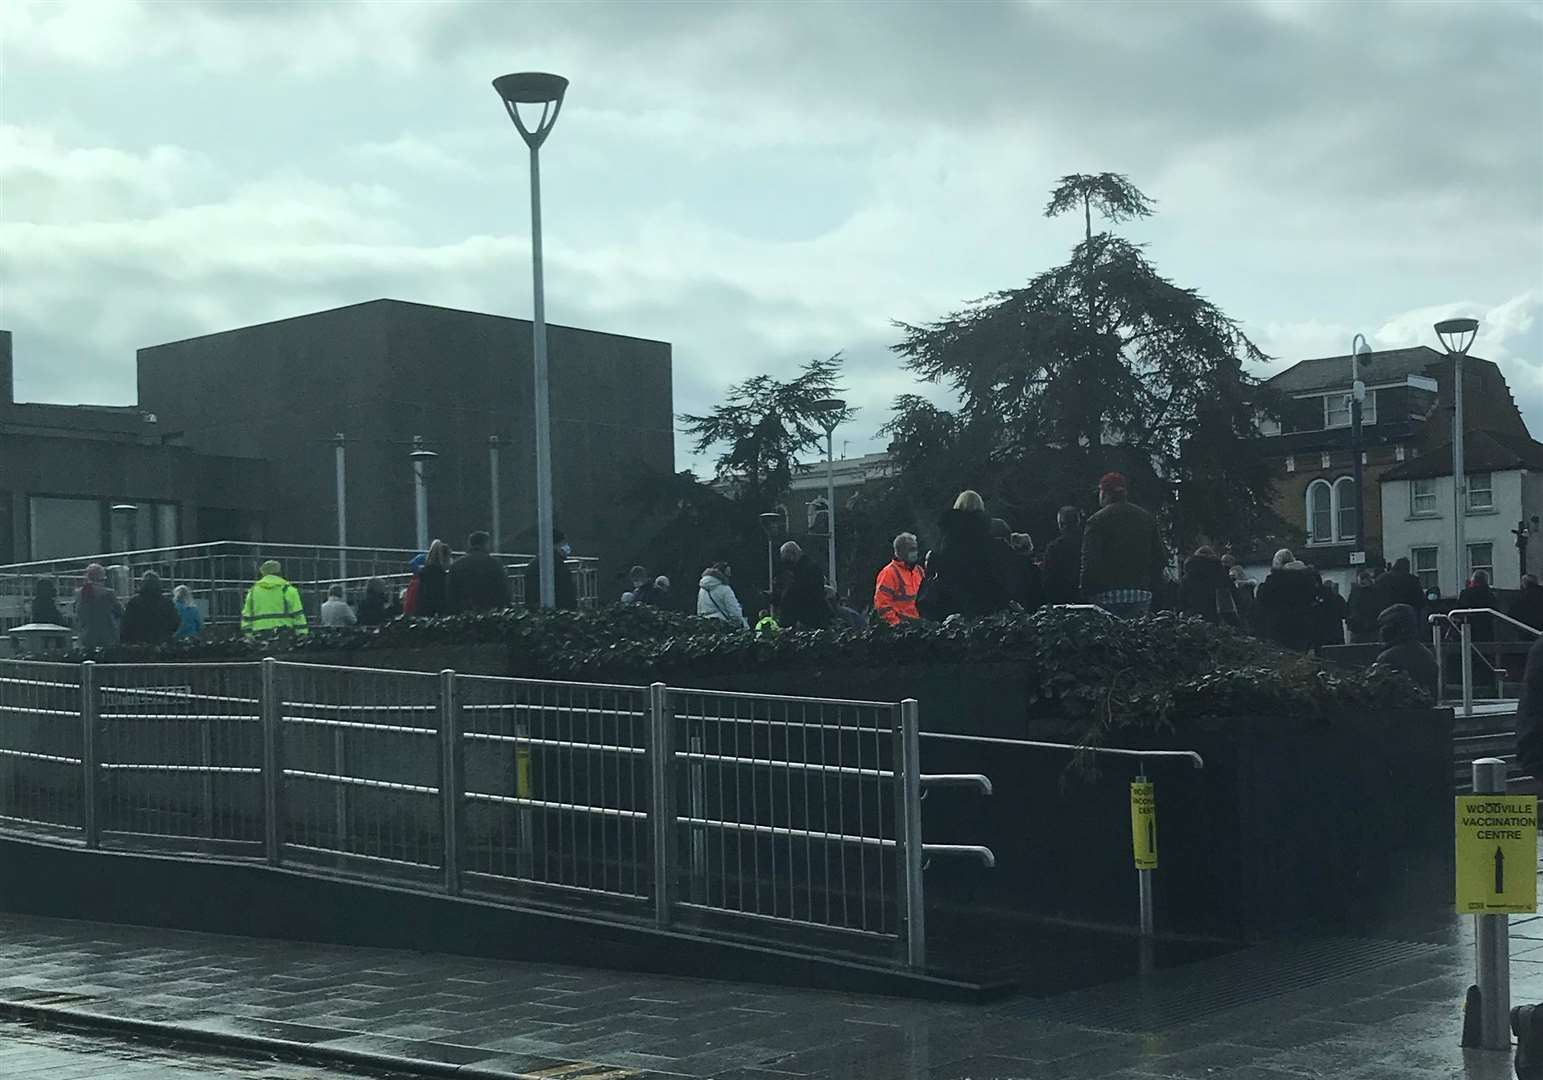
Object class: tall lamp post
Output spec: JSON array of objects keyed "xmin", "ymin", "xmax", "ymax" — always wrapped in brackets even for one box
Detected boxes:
[
  {"xmin": 409, "ymin": 435, "xmax": 438, "ymax": 551},
  {"xmin": 334, "ymin": 433, "xmax": 348, "ymax": 587},
  {"xmin": 1349, "ymin": 335, "xmax": 1372, "ymax": 564},
  {"xmin": 493, "ymin": 71, "xmax": 568, "ymax": 609},
  {"xmin": 812, "ymin": 398, "xmax": 845, "ymax": 590},
  {"xmin": 1435, "ymin": 317, "xmax": 1480, "ymax": 593},
  {"xmin": 488, "ymin": 435, "xmax": 502, "ymax": 553},
  {"xmin": 759, "ymin": 511, "xmax": 784, "ymax": 600}
]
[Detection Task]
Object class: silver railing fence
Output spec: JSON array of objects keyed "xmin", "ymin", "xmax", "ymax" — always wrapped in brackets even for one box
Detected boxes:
[
  {"xmin": 0, "ymin": 657, "xmax": 990, "ymax": 970},
  {"xmin": 1432, "ymin": 607, "xmax": 1542, "ymax": 718},
  {"xmin": 0, "ymin": 540, "xmax": 601, "ymax": 637}
]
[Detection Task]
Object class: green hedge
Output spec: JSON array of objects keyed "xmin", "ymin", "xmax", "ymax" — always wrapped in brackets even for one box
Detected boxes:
[{"xmin": 69, "ymin": 605, "xmax": 1430, "ymax": 735}]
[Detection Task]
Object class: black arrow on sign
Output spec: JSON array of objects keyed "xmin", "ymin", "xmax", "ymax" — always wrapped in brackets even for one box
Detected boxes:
[
  {"xmin": 1147, "ymin": 818, "xmax": 1156, "ymax": 855},
  {"xmin": 1496, "ymin": 846, "xmax": 1506, "ymax": 894}
]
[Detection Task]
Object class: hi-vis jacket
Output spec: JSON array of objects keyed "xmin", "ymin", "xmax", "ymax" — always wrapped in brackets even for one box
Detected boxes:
[
  {"xmin": 241, "ymin": 575, "xmax": 309, "ymax": 636},
  {"xmin": 874, "ymin": 559, "xmax": 924, "ymax": 624}
]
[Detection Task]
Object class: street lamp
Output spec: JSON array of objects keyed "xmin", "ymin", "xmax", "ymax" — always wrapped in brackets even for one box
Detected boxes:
[
  {"xmin": 1435, "ymin": 317, "xmax": 1480, "ymax": 592},
  {"xmin": 812, "ymin": 398, "xmax": 846, "ymax": 590},
  {"xmin": 759, "ymin": 511, "xmax": 784, "ymax": 599},
  {"xmin": 493, "ymin": 71, "xmax": 568, "ymax": 609},
  {"xmin": 110, "ymin": 504, "xmax": 138, "ymax": 552},
  {"xmin": 334, "ymin": 433, "xmax": 348, "ymax": 587},
  {"xmin": 1349, "ymin": 335, "xmax": 1372, "ymax": 563},
  {"xmin": 409, "ymin": 435, "xmax": 438, "ymax": 551},
  {"xmin": 488, "ymin": 435, "xmax": 502, "ymax": 554}
]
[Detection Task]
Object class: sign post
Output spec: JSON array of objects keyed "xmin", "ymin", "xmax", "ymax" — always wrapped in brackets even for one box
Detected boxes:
[
  {"xmin": 1457, "ymin": 758, "xmax": 1537, "ymax": 1051},
  {"xmin": 1131, "ymin": 776, "xmax": 1157, "ymax": 935}
]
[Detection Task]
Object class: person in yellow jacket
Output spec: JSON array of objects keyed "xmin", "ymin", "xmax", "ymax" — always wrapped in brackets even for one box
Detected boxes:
[
  {"xmin": 874, "ymin": 532, "xmax": 924, "ymax": 625},
  {"xmin": 241, "ymin": 560, "xmax": 309, "ymax": 636}
]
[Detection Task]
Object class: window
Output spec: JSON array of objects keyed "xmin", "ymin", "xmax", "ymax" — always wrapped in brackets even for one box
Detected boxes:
[
  {"xmin": 1411, "ymin": 477, "xmax": 1438, "ymax": 517},
  {"xmin": 1326, "ymin": 393, "xmax": 1351, "ymax": 429},
  {"xmin": 1334, "ymin": 477, "xmax": 1357, "ymax": 541},
  {"xmin": 28, "ymin": 497, "xmax": 103, "ymax": 561},
  {"xmin": 1306, "ymin": 477, "xmax": 1358, "ymax": 545},
  {"xmin": 1412, "ymin": 546, "xmax": 1439, "ymax": 593},
  {"xmin": 1468, "ymin": 543, "xmax": 1494, "ymax": 584},
  {"xmin": 1308, "ymin": 480, "xmax": 1333, "ymax": 543},
  {"xmin": 1468, "ymin": 472, "xmax": 1494, "ymax": 512}
]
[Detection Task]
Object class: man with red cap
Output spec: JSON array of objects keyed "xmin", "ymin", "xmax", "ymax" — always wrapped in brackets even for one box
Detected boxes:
[{"xmin": 1080, "ymin": 472, "xmax": 1167, "ymax": 618}]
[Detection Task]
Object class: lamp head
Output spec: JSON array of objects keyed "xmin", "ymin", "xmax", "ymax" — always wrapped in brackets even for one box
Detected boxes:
[
  {"xmin": 812, "ymin": 397, "xmax": 846, "ymax": 433},
  {"xmin": 111, "ymin": 504, "xmax": 137, "ymax": 513},
  {"xmin": 493, "ymin": 72, "xmax": 569, "ymax": 150},
  {"xmin": 759, "ymin": 511, "xmax": 784, "ymax": 538},
  {"xmin": 1434, "ymin": 317, "xmax": 1479, "ymax": 356}
]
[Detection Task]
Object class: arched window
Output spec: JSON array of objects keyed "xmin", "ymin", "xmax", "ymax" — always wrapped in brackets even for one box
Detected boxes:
[
  {"xmin": 1307, "ymin": 477, "xmax": 1358, "ymax": 544},
  {"xmin": 1307, "ymin": 480, "xmax": 1333, "ymax": 543},
  {"xmin": 1334, "ymin": 477, "xmax": 1357, "ymax": 541}
]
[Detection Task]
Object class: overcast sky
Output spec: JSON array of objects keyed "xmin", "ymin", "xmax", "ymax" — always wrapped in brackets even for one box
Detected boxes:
[{"xmin": 2, "ymin": 0, "xmax": 1540, "ymax": 474}]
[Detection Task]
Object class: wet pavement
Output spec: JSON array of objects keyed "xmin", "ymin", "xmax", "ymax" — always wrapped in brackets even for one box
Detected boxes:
[
  {"xmin": 0, "ymin": 1014, "xmax": 404, "ymax": 1078},
  {"xmin": 0, "ymin": 906, "xmax": 1534, "ymax": 1080}
]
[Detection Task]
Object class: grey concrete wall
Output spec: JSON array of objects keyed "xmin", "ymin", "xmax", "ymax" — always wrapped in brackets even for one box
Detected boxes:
[{"xmin": 137, "ymin": 300, "xmax": 673, "ymax": 579}]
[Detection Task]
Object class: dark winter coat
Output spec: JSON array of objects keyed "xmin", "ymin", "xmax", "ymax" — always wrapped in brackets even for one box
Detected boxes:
[
  {"xmin": 916, "ymin": 510, "xmax": 1012, "ymax": 621},
  {"xmin": 450, "ymin": 550, "xmax": 513, "ymax": 613},
  {"xmin": 1254, "ymin": 566, "xmax": 1322, "ymax": 651},
  {"xmin": 1375, "ymin": 603, "xmax": 1438, "ymax": 695},
  {"xmin": 1374, "ymin": 569, "xmax": 1426, "ymax": 620},
  {"xmin": 73, "ymin": 585, "xmax": 122, "ymax": 652},
  {"xmin": 1315, "ymin": 587, "xmax": 1350, "ymax": 648},
  {"xmin": 1510, "ymin": 583, "xmax": 1543, "ymax": 636},
  {"xmin": 358, "ymin": 590, "xmax": 393, "ymax": 626},
  {"xmin": 523, "ymin": 553, "xmax": 578, "ymax": 611},
  {"xmin": 1080, "ymin": 500, "xmax": 1166, "ymax": 597},
  {"xmin": 30, "ymin": 580, "xmax": 64, "ymax": 625},
  {"xmin": 1041, "ymin": 529, "xmax": 1082, "ymax": 606},
  {"xmin": 1456, "ymin": 583, "xmax": 1499, "ymax": 643},
  {"xmin": 416, "ymin": 565, "xmax": 450, "ymax": 618},
  {"xmin": 1516, "ymin": 636, "xmax": 1543, "ymax": 779},
  {"xmin": 120, "ymin": 583, "xmax": 180, "ymax": 646},
  {"xmin": 773, "ymin": 554, "xmax": 829, "ymax": 629},
  {"xmin": 1178, "ymin": 554, "xmax": 1231, "ymax": 623},
  {"xmin": 1347, "ymin": 583, "xmax": 1383, "ymax": 639}
]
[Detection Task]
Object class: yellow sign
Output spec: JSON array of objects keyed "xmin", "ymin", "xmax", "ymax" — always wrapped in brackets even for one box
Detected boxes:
[
  {"xmin": 1131, "ymin": 781, "xmax": 1157, "ymax": 870},
  {"xmin": 1456, "ymin": 795, "xmax": 1538, "ymax": 914}
]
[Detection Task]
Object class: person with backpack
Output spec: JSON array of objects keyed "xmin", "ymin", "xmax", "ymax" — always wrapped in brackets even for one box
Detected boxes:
[{"xmin": 698, "ymin": 562, "xmax": 748, "ymax": 628}]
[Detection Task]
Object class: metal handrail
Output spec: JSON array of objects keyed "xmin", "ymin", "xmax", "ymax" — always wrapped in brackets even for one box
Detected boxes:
[
  {"xmin": 918, "ymin": 731, "xmax": 1205, "ymax": 770},
  {"xmin": 1443, "ymin": 607, "xmax": 1543, "ymax": 638}
]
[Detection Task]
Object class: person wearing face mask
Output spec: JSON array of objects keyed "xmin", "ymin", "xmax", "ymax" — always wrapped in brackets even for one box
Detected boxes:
[
  {"xmin": 523, "ymin": 528, "xmax": 578, "ymax": 611},
  {"xmin": 874, "ymin": 532, "xmax": 925, "ymax": 625},
  {"xmin": 448, "ymin": 530, "xmax": 512, "ymax": 613}
]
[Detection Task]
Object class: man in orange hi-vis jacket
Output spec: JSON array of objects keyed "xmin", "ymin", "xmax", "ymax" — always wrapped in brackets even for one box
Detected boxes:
[{"xmin": 874, "ymin": 532, "xmax": 924, "ymax": 625}]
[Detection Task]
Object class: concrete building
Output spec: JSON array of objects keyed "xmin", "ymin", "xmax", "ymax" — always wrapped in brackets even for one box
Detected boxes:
[
  {"xmin": 2, "ymin": 301, "xmax": 675, "ymax": 579},
  {"xmin": 776, "ymin": 451, "xmax": 893, "ymax": 541},
  {"xmin": 1378, "ymin": 430, "xmax": 1543, "ymax": 593},
  {"xmin": 1249, "ymin": 344, "xmax": 1530, "ymax": 592}
]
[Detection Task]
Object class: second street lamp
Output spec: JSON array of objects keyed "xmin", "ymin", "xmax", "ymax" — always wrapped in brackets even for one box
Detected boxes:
[
  {"xmin": 1349, "ymin": 334, "xmax": 1372, "ymax": 565},
  {"xmin": 493, "ymin": 71, "xmax": 568, "ymax": 609},
  {"xmin": 409, "ymin": 435, "xmax": 438, "ymax": 551},
  {"xmin": 1435, "ymin": 316, "xmax": 1480, "ymax": 593},
  {"xmin": 812, "ymin": 398, "xmax": 845, "ymax": 591}
]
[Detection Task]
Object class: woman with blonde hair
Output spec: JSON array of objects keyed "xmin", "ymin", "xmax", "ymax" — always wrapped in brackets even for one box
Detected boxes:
[{"xmin": 917, "ymin": 489, "xmax": 1013, "ymax": 621}]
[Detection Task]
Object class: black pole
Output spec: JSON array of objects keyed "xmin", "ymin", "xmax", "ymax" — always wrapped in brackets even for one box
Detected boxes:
[{"xmin": 1351, "ymin": 395, "xmax": 1365, "ymax": 555}]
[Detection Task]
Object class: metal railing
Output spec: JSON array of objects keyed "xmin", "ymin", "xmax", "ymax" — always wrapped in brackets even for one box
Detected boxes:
[
  {"xmin": 1432, "ymin": 607, "xmax": 1541, "ymax": 718},
  {"xmin": 0, "ymin": 540, "xmax": 601, "ymax": 637},
  {"xmin": 0, "ymin": 657, "xmax": 955, "ymax": 969}
]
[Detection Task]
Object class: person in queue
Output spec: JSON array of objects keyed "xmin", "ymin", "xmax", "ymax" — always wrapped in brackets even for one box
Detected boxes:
[
  {"xmin": 1079, "ymin": 472, "xmax": 1166, "ymax": 618},
  {"xmin": 772, "ymin": 540, "xmax": 829, "ymax": 629},
  {"xmin": 240, "ymin": 560, "xmax": 308, "ymax": 637},
  {"xmin": 916, "ymin": 490, "xmax": 1012, "ymax": 621},
  {"xmin": 874, "ymin": 532, "xmax": 924, "ymax": 625},
  {"xmin": 449, "ymin": 530, "xmax": 513, "ymax": 612}
]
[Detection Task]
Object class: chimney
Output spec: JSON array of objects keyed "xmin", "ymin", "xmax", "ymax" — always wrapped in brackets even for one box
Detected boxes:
[{"xmin": 0, "ymin": 330, "xmax": 11, "ymax": 406}]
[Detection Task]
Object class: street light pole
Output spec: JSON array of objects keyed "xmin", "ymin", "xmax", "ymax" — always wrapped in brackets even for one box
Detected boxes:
[
  {"xmin": 489, "ymin": 435, "xmax": 502, "ymax": 554},
  {"xmin": 1436, "ymin": 318, "xmax": 1480, "ymax": 594},
  {"xmin": 494, "ymin": 72, "xmax": 568, "ymax": 609},
  {"xmin": 409, "ymin": 435, "xmax": 438, "ymax": 552},
  {"xmin": 1349, "ymin": 335, "xmax": 1370, "ymax": 561},
  {"xmin": 334, "ymin": 433, "xmax": 348, "ymax": 587},
  {"xmin": 812, "ymin": 398, "xmax": 846, "ymax": 591}
]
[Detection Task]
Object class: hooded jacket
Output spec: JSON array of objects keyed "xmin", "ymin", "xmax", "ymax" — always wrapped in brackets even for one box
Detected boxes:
[
  {"xmin": 917, "ymin": 510, "xmax": 1011, "ymax": 621},
  {"xmin": 1374, "ymin": 603, "xmax": 1437, "ymax": 694},
  {"xmin": 697, "ymin": 572, "xmax": 747, "ymax": 628},
  {"xmin": 241, "ymin": 574, "xmax": 308, "ymax": 636},
  {"xmin": 121, "ymin": 578, "xmax": 180, "ymax": 646}
]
